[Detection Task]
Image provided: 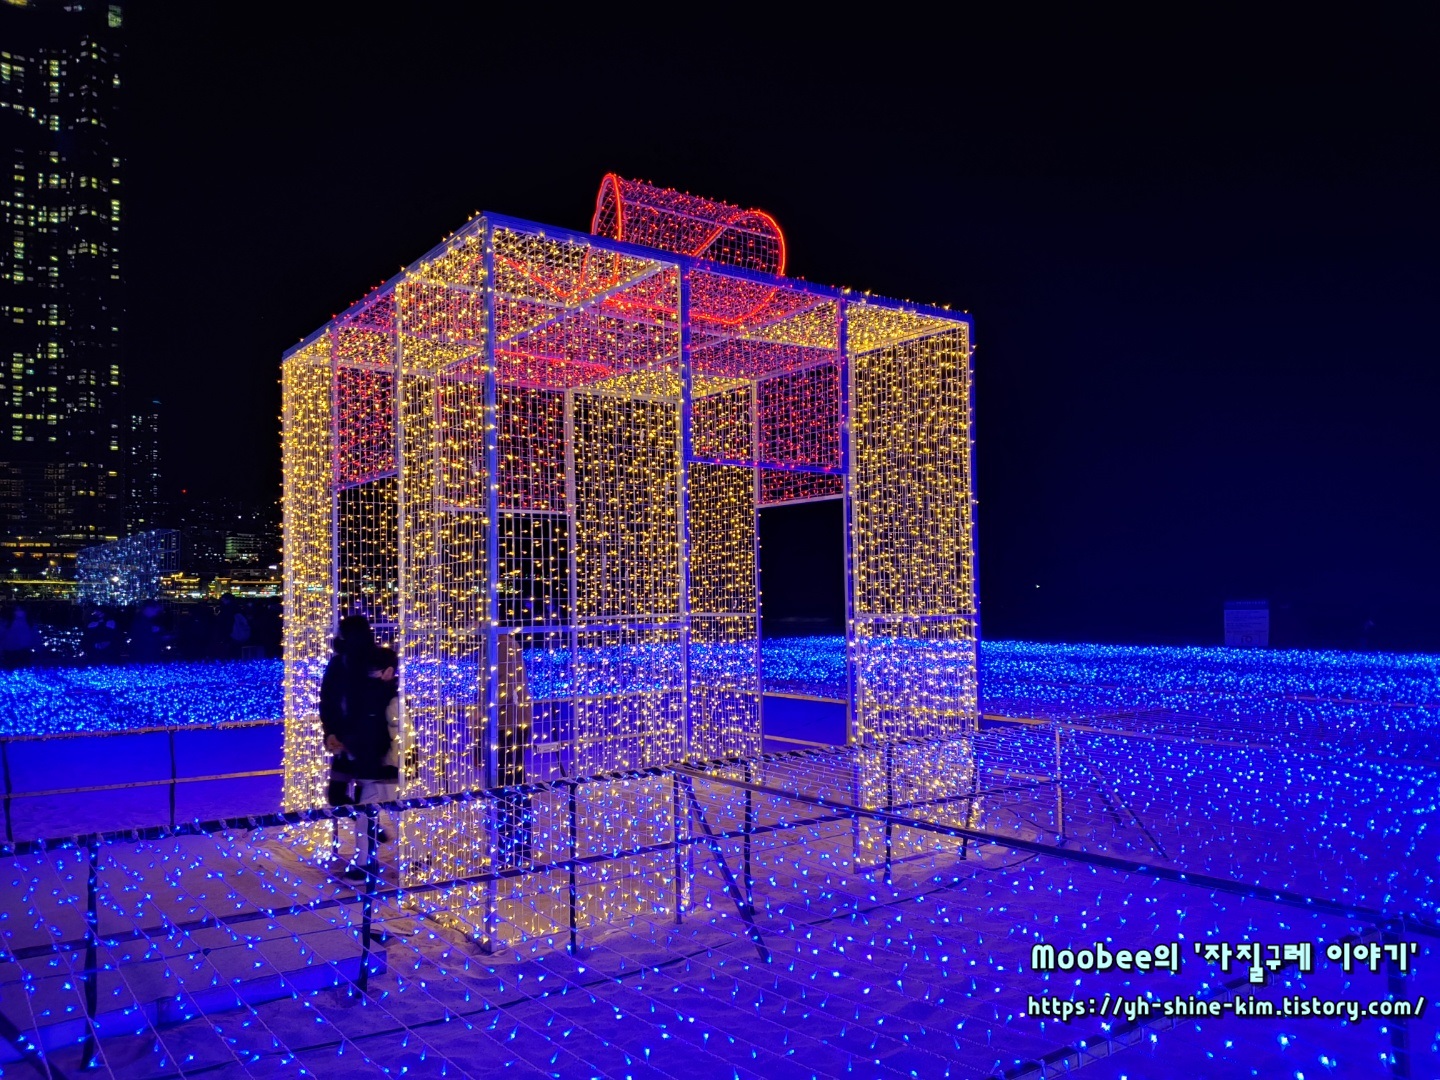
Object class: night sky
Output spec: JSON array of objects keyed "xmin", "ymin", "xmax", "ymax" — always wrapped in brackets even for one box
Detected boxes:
[{"xmin": 124, "ymin": 10, "xmax": 1439, "ymax": 651}]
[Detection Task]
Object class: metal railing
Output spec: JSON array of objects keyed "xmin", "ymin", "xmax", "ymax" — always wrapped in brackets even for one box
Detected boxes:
[
  {"xmin": 0, "ymin": 720, "xmax": 282, "ymax": 843},
  {"xmin": 1, "ymin": 735, "xmax": 1433, "ymax": 1079},
  {"xmin": 0, "ymin": 745, "xmax": 826, "ymax": 1074}
]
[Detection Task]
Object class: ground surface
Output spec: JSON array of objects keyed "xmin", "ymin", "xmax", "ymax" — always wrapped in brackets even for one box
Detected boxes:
[{"xmin": 0, "ymin": 641, "xmax": 1436, "ymax": 1078}]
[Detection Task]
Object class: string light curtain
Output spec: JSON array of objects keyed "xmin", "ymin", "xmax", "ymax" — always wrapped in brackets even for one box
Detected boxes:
[{"xmin": 281, "ymin": 177, "xmax": 978, "ymax": 811}]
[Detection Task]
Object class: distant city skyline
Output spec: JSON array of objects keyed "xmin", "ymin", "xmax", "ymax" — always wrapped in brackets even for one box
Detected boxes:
[
  {"xmin": 14, "ymin": 7, "xmax": 1438, "ymax": 649},
  {"xmin": 1, "ymin": 0, "xmax": 128, "ymax": 570}
]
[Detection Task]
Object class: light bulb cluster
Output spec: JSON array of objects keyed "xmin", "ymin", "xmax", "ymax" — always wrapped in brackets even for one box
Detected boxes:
[
  {"xmin": 7, "ymin": 640, "xmax": 1437, "ymax": 752},
  {"xmin": 0, "ymin": 658, "xmax": 282, "ymax": 735},
  {"xmin": 279, "ymin": 200, "xmax": 978, "ymax": 845},
  {"xmin": 980, "ymin": 639, "xmax": 1440, "ymax": 765},
  {"xmin": 1, "ymin": 724, "xmax": 1431, "ymax": 1078}
]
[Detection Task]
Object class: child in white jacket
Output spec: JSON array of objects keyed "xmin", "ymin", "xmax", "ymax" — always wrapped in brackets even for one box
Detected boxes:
[{"xmin": 372, "ymin": 647, "xmax": 405, "ymax": 784}]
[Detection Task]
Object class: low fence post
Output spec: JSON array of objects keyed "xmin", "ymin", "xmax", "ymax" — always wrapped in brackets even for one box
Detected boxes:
[
  {"xmin": 884, "ymin": 740, "xmax": 894, "ymax": 885},
  {"xmin": 357, "ymin": 806, "xmax": 378, "ymax": 995},
  {"xmin": 1054, "ymin": 722, "xmax": 1066, "ymax": 843},
  {"xmin": 567, "ymin": 780, "xmax": 578, "ymax": 954},
  {"xmin": 483, "ymin": 799, "xmax": 498, "ymax": 954},
  {"xmin": 672, "ymin": 773, "xmax": 683, "ymax": 923},
  {"xmin": 743, "ymin": 761, "xmax": 753, "ymax": 910},
  {"xmin": 850, "ymin": 755, "xmax": 861, "ymax": 867},
  {"xmin": 168, "ymin": 729, "xmax": 178, "ymax": 830},
  {"xmin": 962, "ymin": 734, "xmax": 980, "ymax": 860},
  {"xmin": 1, "ymin": 740, "xmax": 12, "ymax": 844},
  {"xmin": 81, "ymin": 836, "xmax": 100, "ymax": 1068}
]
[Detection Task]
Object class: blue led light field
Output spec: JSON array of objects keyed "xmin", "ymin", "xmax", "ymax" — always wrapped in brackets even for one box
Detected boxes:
[
  {"xmin": 4, "ymin": 641, "xmax": 1439, "ymax": 752},
  {"xmin": 1, "ymin": 727, "xmax": 1434, "ymax": 1078},
  {"xmin": 1, "ymin": 640, "xmax": 1436, "ymax": 1077},
  {"xmin": 0, "ymin": 659, "xmax": 285, "ymax": 736}
]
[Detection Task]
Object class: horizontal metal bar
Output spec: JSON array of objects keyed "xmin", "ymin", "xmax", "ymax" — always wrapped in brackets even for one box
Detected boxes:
[
  {"xmin": 497, "ymin": 263, "xmax": 673, "ymax": 346},
  {"xmin": 761, "ymin": 734, "xmax": 836, "ymax": 749},
  {"xmin": 336, "ymin": 474, "xmax": 400, "ymax": 491},
  {"xmin": 285, "ymin": 211, "xmax": 970, "ymax": 361},
  {"xmin": 571, "ymin": 385, "xmax": 680, "ymax": 404},
  {"xmin": 2, "ymin": 746, "xmax": 842, "ymax": 858},
  {"xmin": 678, "ymin": 762, "xmax": 1440, "ymax": 939},
  {"xmin": 6, "ymin": 770, "xmax": 283, "ymax": 801},
  {"xmin": 484, "ymin": 213, "xmax": 971, "ymax": 325},
  {"xmin": 751, "ymin": 352, "xmax": 841, "ymax": 381},
  {"xmin": 0, "ymin": 720, "xmax": 282, "ymax": 745},
  {"xmin": 567, "ymin": 690, "xmax": 683, "ymax": 703},
  {"xmin": 758, "ymin": 493, "xmax": 844, "ymax": 508},
  {"xmin": 853, "ymin": 613, "xmax": 978, "ymax": 624},
  {"xmin": 688, "ymin": 455, "xmax": 842, "ymax": 475},
  {"xmin": 572, "ymin": 620, "xmax": 685, "ymax": 632},
  {"xmin": 690, "ymin": 317, "xmax": 836, "ymax": 351},
  {"xmin": 5, "ymin": 805, "xmax": 846, "ymax": 964},
  {"xmin": 981, "ymin": 713, "xmax": 1433, "ymax": 762},
  {"xmin": 849, "ymin": 320, "xmax": 970, "ymax": 354}
]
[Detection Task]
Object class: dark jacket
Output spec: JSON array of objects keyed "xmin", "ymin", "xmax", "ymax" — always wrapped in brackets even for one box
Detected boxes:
[
  {"xmin": 319, "ymin": 650, "xmax": 362, "ymax": 739},
  {"xmin": 321, "ymin": 627, "xmax": 382, "ymax": 802},
  {"xmin": 336, "ymin": 676, "xmax": 396, "ymax": 782}
]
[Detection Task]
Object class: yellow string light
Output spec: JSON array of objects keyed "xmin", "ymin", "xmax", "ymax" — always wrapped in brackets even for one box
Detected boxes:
[{"xmin": 281, "ymin": 196, "xmax": 976, "ymax": 939}]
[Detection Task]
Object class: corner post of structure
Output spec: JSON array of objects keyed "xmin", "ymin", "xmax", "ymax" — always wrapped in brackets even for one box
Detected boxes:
[
  {"xmin": 678, "ymin": 268, "xmax": 693, "ymax": 758},
  {"xmin": 750, "ymin": 339, "xmax": 763, "ymax": 752},
  {"xmin": 483, "ymin": 222, "xmax": 501, "ymax": 791},
  {"xmin": 390, "ymin": 276, "xmax": 407, "ymax": 797},
  {"xmin": 81, "ymin": 836, "xmax": 100, "ymax": 1068},
  {"xmin": 281, "ymin": 354, "xmax": 292, "ymax": 797},
  {"xmin": 836, "ymin": 298, "xmax": 858, "ymax": 746},
  {"xmin": 328, "ymin": 326, "xmax": 341, "ymax": 629},
  {"xmin": 966, "ymin": 319, "xmax": 981, "ymax": 732},
  {"xmin": 563, "ymin": 388, "xmax": 578, "ymax": 779}
]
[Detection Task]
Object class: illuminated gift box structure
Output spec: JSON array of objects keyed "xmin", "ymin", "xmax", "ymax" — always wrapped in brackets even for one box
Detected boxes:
[{"xmin": 281, "ymin": 178, "xmax": 977, "ymax": 821}]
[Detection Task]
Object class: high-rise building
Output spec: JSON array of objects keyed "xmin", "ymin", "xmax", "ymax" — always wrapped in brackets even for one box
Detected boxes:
[
  {"xmin": 0, "ymin": 0, "xmax": 125, "ymax": 574},
  {"xmin": 126, "ymin": 396, "xmax": 160, "ymax": 531}
]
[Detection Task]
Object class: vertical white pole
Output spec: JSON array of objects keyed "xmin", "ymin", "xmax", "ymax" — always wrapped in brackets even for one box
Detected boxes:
[
  {"xmin": 837, "ymin": 300, "xmax": 858, "ymax": 746},
  {"xmin": 678, "ymin": 269, "xmax": 693, "ymax": 760}
]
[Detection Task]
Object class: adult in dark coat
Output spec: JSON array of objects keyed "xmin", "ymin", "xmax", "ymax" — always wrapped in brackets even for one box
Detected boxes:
[{"xmin": 320, "ymin": 615, "xmax": 375, "ymax": 805}]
